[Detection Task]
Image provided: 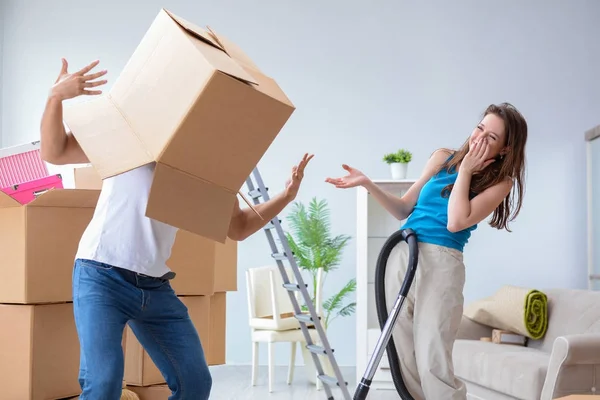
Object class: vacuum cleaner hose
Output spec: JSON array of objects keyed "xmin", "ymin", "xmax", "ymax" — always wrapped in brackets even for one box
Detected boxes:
[{"xmin": 375, "ymin": 228, "xmax": 418, "ymax": 400}]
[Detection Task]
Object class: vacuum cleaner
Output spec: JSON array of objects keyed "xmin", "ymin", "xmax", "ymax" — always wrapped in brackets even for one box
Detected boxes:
[{"xmin": 353, "ymin": 228, "xmax": 419, "ymax": 400}]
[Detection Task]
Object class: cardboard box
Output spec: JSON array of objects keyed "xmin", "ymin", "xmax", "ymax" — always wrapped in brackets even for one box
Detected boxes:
[
  {"xmin": 63, "ymin": 8, "xmax": 294, "ymax": 243},
  {"xmin": 213, "ymin": 236, "xmax": 237, "ymax": 292},
  {"xmin": 0, "ymin": 302, "xmax": 80, "ymax": 399},
  {"xmin": 73, "ymin": 165, "xmax": 103, "ymax": 190},
  {"xmin": 124, "ymin": 293, "xmax": 226, "ymax": 386},
  {"xmin": 207, "ymin": 292, "xmax": 227, "ymax": 365},
  {"xmin": 169, "ymin": 230, "xmax": 237, "ymax": 295},
  {"xmin": 0, "ymin": 189, "xmax": 100, "ymax": 304},
  {"xmin": 73, "ymin": 166, "xmax": 238, "ymax": 295},
  {"xmin": 491, "ymin": 329, "xmax": 527, "ymax": 346},
  {"xmin": 126, "ymin": 385, "xmax": 171, "ymax": 400}
]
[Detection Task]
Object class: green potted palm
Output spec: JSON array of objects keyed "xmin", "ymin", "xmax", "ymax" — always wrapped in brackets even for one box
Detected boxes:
[
  {"xmin": 284, "ymin": 197, "xmax": 354, "ymax": 382},
  {"xmin": 383, "ymin": 148, "xmax": 412, "ymax": 179}
]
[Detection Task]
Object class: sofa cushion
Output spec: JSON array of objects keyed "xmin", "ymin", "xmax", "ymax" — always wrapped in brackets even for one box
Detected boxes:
[{"xmin": 453, "ymin": 339, "xmax": 550, "ymax": 400}]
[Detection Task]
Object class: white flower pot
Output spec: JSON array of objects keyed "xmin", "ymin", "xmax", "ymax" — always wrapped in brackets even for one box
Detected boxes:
[{"xmin": 390, "ymin": 162, "xmax": 408, "ymax": 179}]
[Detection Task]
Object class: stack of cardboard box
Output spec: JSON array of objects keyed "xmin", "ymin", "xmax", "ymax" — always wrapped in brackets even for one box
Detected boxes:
[
  {"xmin": 61, "ymin": 7, "xmax": 295, "ymax": 399},
  {"xmin": 0, "ymin": 181, "xmax": 99, "ymax": 399}
]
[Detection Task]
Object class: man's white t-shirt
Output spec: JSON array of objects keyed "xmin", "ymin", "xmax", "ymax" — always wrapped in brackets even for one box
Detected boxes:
[{"xmin": 75, "ymin": 163, "xmax": 179, "ymax": 277}]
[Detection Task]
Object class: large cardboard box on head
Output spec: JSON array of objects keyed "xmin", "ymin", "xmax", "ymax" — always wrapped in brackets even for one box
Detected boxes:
[
  {"xmin": 0, "ymin": 302, "xmax": 80, "ymax": 399},
  {"xmin": 0, "ymin": 189, "xmax": 100, "ymax": 303},
  {"xmin": 63, "ymin": 8, "xmax": 295, "ymax": 243}
]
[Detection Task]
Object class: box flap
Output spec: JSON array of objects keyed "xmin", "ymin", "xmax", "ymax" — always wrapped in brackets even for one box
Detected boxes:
[
  {"xmin": 162, "ymin": 9, "xmax": 258, "ymax": 86},
  {"xmin": 190, "ymin": 38, "xmax": 258, "ymax": 86},
  {"xmin": 63, "ymin": 96, "xmax": 155, "ymax": 179},
  {"xmin": 206, "ymin": 26, "xmax": 262, "ymax": 74},
  {"xmin": 163, "ymin": 9, "xmax": 223, "ymax": 51},
  {"xmin": 146, "ymin": 163, "xmax": 237, "ymax": 243},
  {"xmin": 27, "ymin": 189, "xmax": 100, "ymax": 208},
  {"xmin": 0, "ymin": 191, "xmax": 23, "ymax": 208}
]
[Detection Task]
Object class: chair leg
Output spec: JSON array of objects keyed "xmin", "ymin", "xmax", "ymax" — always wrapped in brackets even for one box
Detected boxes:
[
  {"xmin": 287, "ymin": 341, "xmax": 297, "ymax": 384},
  {"xmin": 268, "ymin": 342, "xmax": 275, "ymax": 393},
  {"xmin": 315, "ymin": 338, "xmax": 323, "ymax": 390},
  {"xmin": 251, "ymin": 341, "xmax": 259, "ymax": 386}
]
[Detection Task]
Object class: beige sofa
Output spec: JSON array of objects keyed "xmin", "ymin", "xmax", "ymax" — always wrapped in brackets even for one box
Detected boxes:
[{"xmin": 453, "ymin": 288, "xmax": 600, "ymax": 400}]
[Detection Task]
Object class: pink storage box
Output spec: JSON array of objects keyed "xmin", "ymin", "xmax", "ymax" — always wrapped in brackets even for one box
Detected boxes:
[
  {"xmin": 0, "ymin": 174, "xmax": 64, "ymax": 205},
  {"xmin": 0, "ymin": 141, "xmax": 64, "ymax": 205},
  {"xmin": 0, "ymin": 141, "xmax": 49, "ymax": 188}
]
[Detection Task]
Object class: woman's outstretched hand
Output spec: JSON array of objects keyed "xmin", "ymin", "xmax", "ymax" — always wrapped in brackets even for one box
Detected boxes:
[{"xmin": 325, "ymin": 164, "xmax": 370, "ymax": 189}]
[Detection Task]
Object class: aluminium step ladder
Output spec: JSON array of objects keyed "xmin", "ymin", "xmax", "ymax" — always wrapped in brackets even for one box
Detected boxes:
[{"xmin": 245, "ymin": 167, "xmax": 352, "ymax": 400}]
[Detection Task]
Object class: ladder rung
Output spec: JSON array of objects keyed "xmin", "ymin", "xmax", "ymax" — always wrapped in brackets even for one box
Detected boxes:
[
  {"xmin": 307, "ymin": 344, "xmax": 331, "ymax": 355},
  {"xmin": 248, "ymin": 187, "xmax": 268, "ymax": 199},
  {"xmin": 295, "ymin": 313, "xmax": 316, "ymax": 323},
  {"xmin": 272, "ymin": 252, "xmax": 290, "ymax": 261},
  {"xmin": 264, "ymin": 219, "xmax": 281, "ymax": 230},
  {"xmin": 283, "ymin": 283, "xmax": 307, "ymax": 291},
  {"xmin": 247, "ymin": 189, "xmax": 261, "ymax": 199},
  {"xmin": 318, "ymin": 374, "xmax": 347, "ymax": 387}
]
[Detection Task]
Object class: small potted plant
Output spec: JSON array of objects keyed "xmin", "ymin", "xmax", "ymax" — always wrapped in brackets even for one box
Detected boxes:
[{"xmin": 383, "ymin": 149, "xmax": 412, "ymax": 179}]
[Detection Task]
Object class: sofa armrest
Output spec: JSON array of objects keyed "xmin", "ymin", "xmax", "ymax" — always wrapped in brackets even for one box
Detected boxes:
[
  {"xmin": 540, "ymin": 333, "xmax": 600, "ymax": 400},
  {"xmin": 456, "ymin": 315, "xmax": 493, "ymax": 340}
]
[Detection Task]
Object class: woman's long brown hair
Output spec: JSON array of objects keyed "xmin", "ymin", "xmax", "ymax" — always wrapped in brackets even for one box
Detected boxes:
[{"xmin": 438, "ymin": 103, "xmax": 528, "ymax": 232}]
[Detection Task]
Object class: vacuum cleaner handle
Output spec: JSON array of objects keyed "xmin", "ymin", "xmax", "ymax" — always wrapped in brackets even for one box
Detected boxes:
[
  {"xmin": 398, "ymin": 228, "xmax": 418, "ymax": 298},
  {"xmin": 354, "ymin": 228, "xmax": 419, "ymax": 400}
]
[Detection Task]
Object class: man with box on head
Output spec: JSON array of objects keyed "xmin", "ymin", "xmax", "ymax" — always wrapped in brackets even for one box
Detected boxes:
[{"xmin": 40, "ymin": 59, "xmax": 313, "ymax": 400}]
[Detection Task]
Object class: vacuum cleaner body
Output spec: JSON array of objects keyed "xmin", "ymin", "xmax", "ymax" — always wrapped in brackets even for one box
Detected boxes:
[{"xmin": 354, "ymin": 228, "xmax": 419, "ymax": 400}]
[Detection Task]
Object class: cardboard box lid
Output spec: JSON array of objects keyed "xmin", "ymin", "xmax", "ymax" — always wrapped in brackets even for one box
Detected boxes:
[
  {"xmin": 205, "ymin": 26, "xmax": 261, "ymax": 74},
  {"xmin": 164, "ymin": 10, "xmax": 259, "ymax": 85},
  {"xmin": 0, "ymin": 189, "xmax": 99, "ymax": 209}
]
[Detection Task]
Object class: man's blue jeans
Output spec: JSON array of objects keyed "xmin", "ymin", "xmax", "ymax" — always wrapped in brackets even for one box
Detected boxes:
[{"xmin": 72, "ymin": 258, "xmax": 212, "ymax": 400}]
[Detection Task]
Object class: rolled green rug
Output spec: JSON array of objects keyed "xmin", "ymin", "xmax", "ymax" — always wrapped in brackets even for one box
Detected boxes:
[{"xmin": 463, "ymin": 285, "xmax": 548, "ymax": 340}]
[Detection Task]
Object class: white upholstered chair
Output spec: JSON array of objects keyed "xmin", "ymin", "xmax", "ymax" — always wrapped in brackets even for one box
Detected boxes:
[{"xmin": 245, "ymin": 265, "xmax": 321, "ymax": 392}]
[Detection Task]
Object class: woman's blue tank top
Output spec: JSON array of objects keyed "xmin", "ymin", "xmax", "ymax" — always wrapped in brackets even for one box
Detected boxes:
[{"xmin": 401, "ymin": 165, "xmax": 477, "ymax": 252}]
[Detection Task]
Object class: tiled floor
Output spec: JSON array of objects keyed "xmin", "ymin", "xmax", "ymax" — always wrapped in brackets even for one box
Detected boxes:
[{"xmin": 208, "ymin": 365, "xmax": 403, "ymax": 399}]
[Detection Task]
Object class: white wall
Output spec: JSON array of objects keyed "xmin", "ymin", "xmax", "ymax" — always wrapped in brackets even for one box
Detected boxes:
[{"xmin": 1, "ymin": 0, "xmax": 600, "ymax": 368}]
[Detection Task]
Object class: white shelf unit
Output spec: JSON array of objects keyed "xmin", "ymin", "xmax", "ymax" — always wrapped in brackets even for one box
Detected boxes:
[
  {"xmin": 586, "ymin": 125, "xmax": 600, "ymax": 290},
  {"xmin": 355, "ymin": 179, "xmax": 417, "ymax": 390}
]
